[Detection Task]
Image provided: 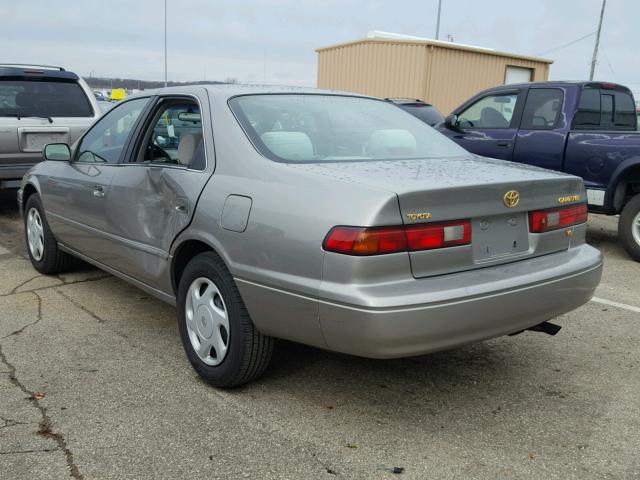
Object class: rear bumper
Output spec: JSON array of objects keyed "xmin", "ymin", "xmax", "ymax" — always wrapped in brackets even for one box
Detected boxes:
[{"xmin": 318, "ymin": 244, "xmax": 603, "ymax": 358}]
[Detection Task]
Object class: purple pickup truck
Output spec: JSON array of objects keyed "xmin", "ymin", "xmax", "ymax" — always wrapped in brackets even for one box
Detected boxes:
[{"xmin": 433, "ymin": 81, "xmax": 640, "ymax": 261}]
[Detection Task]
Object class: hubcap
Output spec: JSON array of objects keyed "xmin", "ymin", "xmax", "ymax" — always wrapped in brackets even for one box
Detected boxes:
[
  {"xmin": 185, "ymin": 277, "xmax": 230, "ymax": 366},
  {"xmin": 633, "ymin": 211, "xmax": 640, "ymax": 246},
  {"xmin": 26, "ymin": 208, "xmax": 45, "ymax": 261}
]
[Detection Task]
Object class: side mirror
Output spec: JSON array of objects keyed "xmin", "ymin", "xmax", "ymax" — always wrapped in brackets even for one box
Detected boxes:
[
  {"xmin": 43, "ymin": 143, "xmax": 71, "ymax": 162},
  {"xmin": 444, "ymin": 114, "xmax": 461, "ymax": 131}
]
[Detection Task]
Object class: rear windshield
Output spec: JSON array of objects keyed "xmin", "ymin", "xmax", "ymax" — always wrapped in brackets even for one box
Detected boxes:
[
  {"xmin": 0, "ymin": 78, "xmax": 93, "ymax": 117},
  {"xmin": 229, "ymin": 94, "xmax": 467, "ymax": 163}
]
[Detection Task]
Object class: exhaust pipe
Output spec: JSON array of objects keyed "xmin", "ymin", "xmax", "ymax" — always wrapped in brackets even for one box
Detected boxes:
[{"xmin": 527, "ymin": 321, "xmax": 562, "ymax": 336}]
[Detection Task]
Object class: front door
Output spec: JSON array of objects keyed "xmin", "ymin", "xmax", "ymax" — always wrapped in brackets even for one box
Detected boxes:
[
  {"xmin": 445, "ymin": 91, "xmax": 522, "ymax": 161},
  {"xmin": 103, "ymin": 94, "xmax": 212, "ymax": 288},
  {"xmin": 43, "ymin": 97, "xmax": 150, "ymax": 258}
]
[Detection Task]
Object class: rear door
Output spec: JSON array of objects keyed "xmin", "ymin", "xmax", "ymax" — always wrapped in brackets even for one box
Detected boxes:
[
  {"xmin": 448, "ymin": 90, "xmax": 524, "ymax": 161},
  {"xmin": 512, "ymin": 87, "xmax": 568, "ymax": 171},
  {"xmin": 102, "ymin": 92, "xmax": 212, "ymax": 288}
]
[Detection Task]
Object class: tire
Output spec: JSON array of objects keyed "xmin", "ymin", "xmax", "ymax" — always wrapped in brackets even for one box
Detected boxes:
[
  {"xmin": 177, "ymin": 252, "xmax": 274, "ymax": 387},
  {"xmin": 619, "ymin": 194, "xmax": 640, "ymax": 262},
  {"xmin": 23, "ymin": 194, "xmax": 74, "ymax": 274}
]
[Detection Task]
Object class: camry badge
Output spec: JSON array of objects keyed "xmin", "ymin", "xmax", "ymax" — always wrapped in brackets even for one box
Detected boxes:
[{"xmin": 503, "ymin": 190, "xmax": 520, "ymax": 208}]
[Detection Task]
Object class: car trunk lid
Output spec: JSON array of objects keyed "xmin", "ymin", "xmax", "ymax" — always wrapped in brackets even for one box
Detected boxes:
[{"xmin": 289, "ymin": 155, "xmax": 585, "ymax": 278}]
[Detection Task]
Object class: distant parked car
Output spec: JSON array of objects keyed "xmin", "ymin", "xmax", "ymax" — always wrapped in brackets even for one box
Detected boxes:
[
  {"xmin": 436, "ymin": 81, "xmax": 640, "ymax": 261},
  {"xmin": 18, "ymin": 85, "xmax": 602, "ymax": 387},
  {"xmin": 0, "ymin": 64, "xmax": 100, "ymax": 189},
  {"xmin": 386, "ymin": 98, "xmax": 444, "ymax": 126},
  {"xmin": 94, "ymin": 90, "xmax": 106, "ymax": 101}
]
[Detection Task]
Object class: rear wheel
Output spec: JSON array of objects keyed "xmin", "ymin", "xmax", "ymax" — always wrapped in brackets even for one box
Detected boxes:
[
  {"xmin": 177, "ymin": 252, "xmax": 273, "ymax": 387},
  {"xmin": 618, "ymin": 194, "xmax": 640, "ymax": 261},
  {"xmin": 24, "ymin": 194, "xmax": 74, "ymax": 274}
]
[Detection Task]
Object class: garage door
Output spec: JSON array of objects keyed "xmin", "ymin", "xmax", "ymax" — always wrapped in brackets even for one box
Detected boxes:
[{"xmin": 505, "ymin": 66, "xmax": 533, "ymax": 84}]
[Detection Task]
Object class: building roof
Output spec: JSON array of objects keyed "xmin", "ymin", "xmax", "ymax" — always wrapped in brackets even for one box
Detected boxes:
[{"xmin": 316, "ymin": 32, "xmax": 553, "ymax": 65}]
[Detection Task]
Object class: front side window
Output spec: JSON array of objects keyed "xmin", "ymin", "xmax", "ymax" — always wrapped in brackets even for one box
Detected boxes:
[
  {"xmin": 0, "ymin": 79, "xmax": 93, "ymax": 117},
  {"xmin": 458, "ymin": 93, "xmax": 518, "ymax": 129},
  {"xmin": 76, "ymin": 98, "xmax": 148, "ymax": 164},
  {"xmin": 229, "ymin": 94, "xmax": 467, "ymax": 163},
  {"xmin": 137, "ymin": 100, "xmax": 205, "ymax": 169},
  {"xmin": 520, "ymin": 88, "xmax": 563, "ymax": 129}
]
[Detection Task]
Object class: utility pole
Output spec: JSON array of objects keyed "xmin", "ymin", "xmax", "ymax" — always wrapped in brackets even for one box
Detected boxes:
[
  {"xmin": 435, "ymin": 0, "xmax": 442, "ymax": 40},
  {"xmin": 590, "ymin": 0, "xmax": 606, "ymax": 80},
  {"xmin": 164, "ymin": 0, "xmax": 168, "ymax": 87}
]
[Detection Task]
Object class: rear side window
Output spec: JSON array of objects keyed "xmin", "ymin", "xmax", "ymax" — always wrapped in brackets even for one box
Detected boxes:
[
  {"xmin": 520, "ymin": 88, "xmax": 563, "ymax": 129},
  {"xmin": 574, "ymin": 87, "xmax": 637, "ymax": 130},
  {"xmin": 0, "ymin": 79, "xmax": 93, "ymax": 117}
]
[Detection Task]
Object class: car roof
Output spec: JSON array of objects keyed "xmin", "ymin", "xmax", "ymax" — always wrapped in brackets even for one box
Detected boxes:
[
  {"xmin": 0, "ymin": 65, "xmax": 80, "ymax": 81},
  {"xmin": 481, "ymin": 80, "xmax": 632, "ymax": 93},
  {"xmin": 130, "ymin": 83, "xmax": 376, "ymax": 101}
]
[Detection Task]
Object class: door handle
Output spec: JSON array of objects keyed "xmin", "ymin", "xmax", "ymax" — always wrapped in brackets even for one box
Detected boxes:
[
  {"xmin": 496, "ymin": 141, "xmax": 511, "ymax": 147},
  {"xmin": 93, "ymin": 185, "xmax": 105, "ymax": 198}
]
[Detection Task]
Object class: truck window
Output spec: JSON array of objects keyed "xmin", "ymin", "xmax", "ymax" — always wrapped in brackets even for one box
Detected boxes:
[
  {"xmin": 520, "ymin": 89, "xmax": 563, "ymax": 129},
  {"xmin": 574, "ymin": 86, "xmax": 637, "ymax": 130},
  {"xmin": 458, "ymin": 93, "xmax": 518, "ymax": 129}
]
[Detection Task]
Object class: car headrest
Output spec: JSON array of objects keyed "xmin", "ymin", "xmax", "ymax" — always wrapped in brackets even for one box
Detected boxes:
[
  {"xmin": 366, "ymin": 129, "xmax": 417, "ymax": 157},
  {"xmin": 480, "ymin": 107, "xmax": 509, "ymax": 128},
  {"xmin": 177, "ymin": 133, "xmax": 203, "ymax": 166},
  {"xmin": 260, "ymin": 131, "xmax": 313, "ymax": 161}
]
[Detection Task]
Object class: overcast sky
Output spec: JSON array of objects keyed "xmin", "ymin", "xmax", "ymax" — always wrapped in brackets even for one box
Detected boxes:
[{"xmin": 6, "ymin": 0, "xmax": 639, "ymax": 94}]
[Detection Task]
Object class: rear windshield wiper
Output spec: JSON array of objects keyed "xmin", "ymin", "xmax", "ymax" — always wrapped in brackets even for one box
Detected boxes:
[{"xmin": 0, "ymin": 113, "xmax": 53, "ymax": 123}]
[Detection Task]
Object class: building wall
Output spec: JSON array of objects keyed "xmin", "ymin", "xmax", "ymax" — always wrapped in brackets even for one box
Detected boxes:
[{"xmin": 317, "ymin": 40, "xmax": 551, "ymax": 115}]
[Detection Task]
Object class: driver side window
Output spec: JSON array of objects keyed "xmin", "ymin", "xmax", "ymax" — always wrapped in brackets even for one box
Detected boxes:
[
  {"xmin": 76, "ymin": 98, "xmax": 148, "ymax": 163},
  {"xmin": 458, "ymin": 93, "xmax": 518, "ymax": 129},
  {"xmin": 138, "ymin": 99, "xmax": 205, "ymax": 170}
]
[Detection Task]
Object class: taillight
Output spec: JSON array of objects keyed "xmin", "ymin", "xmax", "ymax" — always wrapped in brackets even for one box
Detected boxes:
[
  {"xmin": 528, "ymin": 204, "xmax": 588, "ymax": 233},
  {"xmin": 405, "ymin": 220, "xmax": 471, "ymax": 250},
  {"xmin": 323, "ymin": 220, "xmax": 471, "ymax": 256}
]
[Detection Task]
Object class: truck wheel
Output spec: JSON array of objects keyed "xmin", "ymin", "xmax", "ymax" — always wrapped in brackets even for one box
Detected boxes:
[
  {"xmin": 618, "ymin": 194, "xmax": 640, "ymax": 262},
  {"xmin": 177, "ymin": 252, "xmax": 274, "ymax": 387},
  {"xmin": 24, "ymin": 194, "xmax": 74, "ymax": 274}
]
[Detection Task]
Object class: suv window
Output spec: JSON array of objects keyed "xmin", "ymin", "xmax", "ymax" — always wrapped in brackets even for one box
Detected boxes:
[
  {"xmin": 137, "ymin": 99, "xmax": 205, "ymax": 170},
  {"xmin": 520, "ymin": 88, "xmax": 563, "ymax": 129},
  {"xmin": 458, "ymin": 93, "xmax": 518, "ymax": 129},
  {"xmin": 0, "ymin": 79, "xmax": 93, "ymax": 117},
  {"xmin": 76, "ymin": 98, "xmax": 148, "ymax": 164},
  {"xmin": 574, "ymin": 87, "xmax": 637, "ymax": 130}
]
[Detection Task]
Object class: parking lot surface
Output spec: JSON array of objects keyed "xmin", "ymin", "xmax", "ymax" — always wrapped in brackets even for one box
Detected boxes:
[{"xmin": 0, "ymin": 190, "xmax": 638, "ymax": 480}]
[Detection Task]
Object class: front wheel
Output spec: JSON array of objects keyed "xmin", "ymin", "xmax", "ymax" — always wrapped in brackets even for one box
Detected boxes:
[
  {"xmin": 24, "ymin": 194, "xmax": 74, "ymax": 274},
  {"xmin": 177, "ymin": 252, "xmax": 274, "ymax": 387},
  {"xmin": 618, "ymin": 194, "xmax": 640, "ymax": 262}
]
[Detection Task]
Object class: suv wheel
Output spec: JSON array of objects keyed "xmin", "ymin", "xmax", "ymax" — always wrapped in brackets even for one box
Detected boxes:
[
  {"xmin": 618, "ymin": 194, "xmax": 640, "ymax": 261},
  {"xmin": 24, "ymin": 194, "xmax": 74, "ymax": 274},
  {"xmin": 177, "ymin": 252, "xmax": 274, "ymax": 387}
]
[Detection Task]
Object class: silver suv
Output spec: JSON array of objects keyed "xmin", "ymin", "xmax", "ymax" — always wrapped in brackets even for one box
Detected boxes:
[{"xmin": 0, "ymin": 64, "xmax": 100, "ymax": 188}]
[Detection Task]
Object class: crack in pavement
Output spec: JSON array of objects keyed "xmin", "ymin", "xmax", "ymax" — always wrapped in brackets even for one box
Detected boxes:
[
  {"xmin": 9, "ymin": 275, "xmax": 43, "ymax": 295},
  {"xmin": 55, "ymin": 290, "xmax": 107, "ymax": 323},
  {"xmin": 0, "ymin": 448, "xmax": 59, "ymax": 455},
  {"xmin": 1, "ymin": 292, "xmax": 42, "ymax": 339},
  {"xmin": 0, "ymin": 343, "xmax": 84, "ymax": 479},
  {"xmin": 0, "ymin": 274, "xmax": 111, "ymax": 299}
]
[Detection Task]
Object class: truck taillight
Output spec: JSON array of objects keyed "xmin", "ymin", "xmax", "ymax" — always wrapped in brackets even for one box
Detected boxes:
[
  {"xmin": 323, "ymin": 220, "xmax": 471, "ymax": 256},
  {"xmin": 528, "ymin": 204, "xmax": 588, "ymax": 233}
]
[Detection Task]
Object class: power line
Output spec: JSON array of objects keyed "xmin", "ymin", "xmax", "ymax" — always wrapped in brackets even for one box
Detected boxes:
[{"xmin": 535, "ymin": 31, "xmax": 596, "ymax": 57}]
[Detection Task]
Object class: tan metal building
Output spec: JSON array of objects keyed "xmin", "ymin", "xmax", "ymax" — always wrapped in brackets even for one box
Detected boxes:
[{"xmin": 316, "ymin": 33, "xmax": 553, "ymax": 114}]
